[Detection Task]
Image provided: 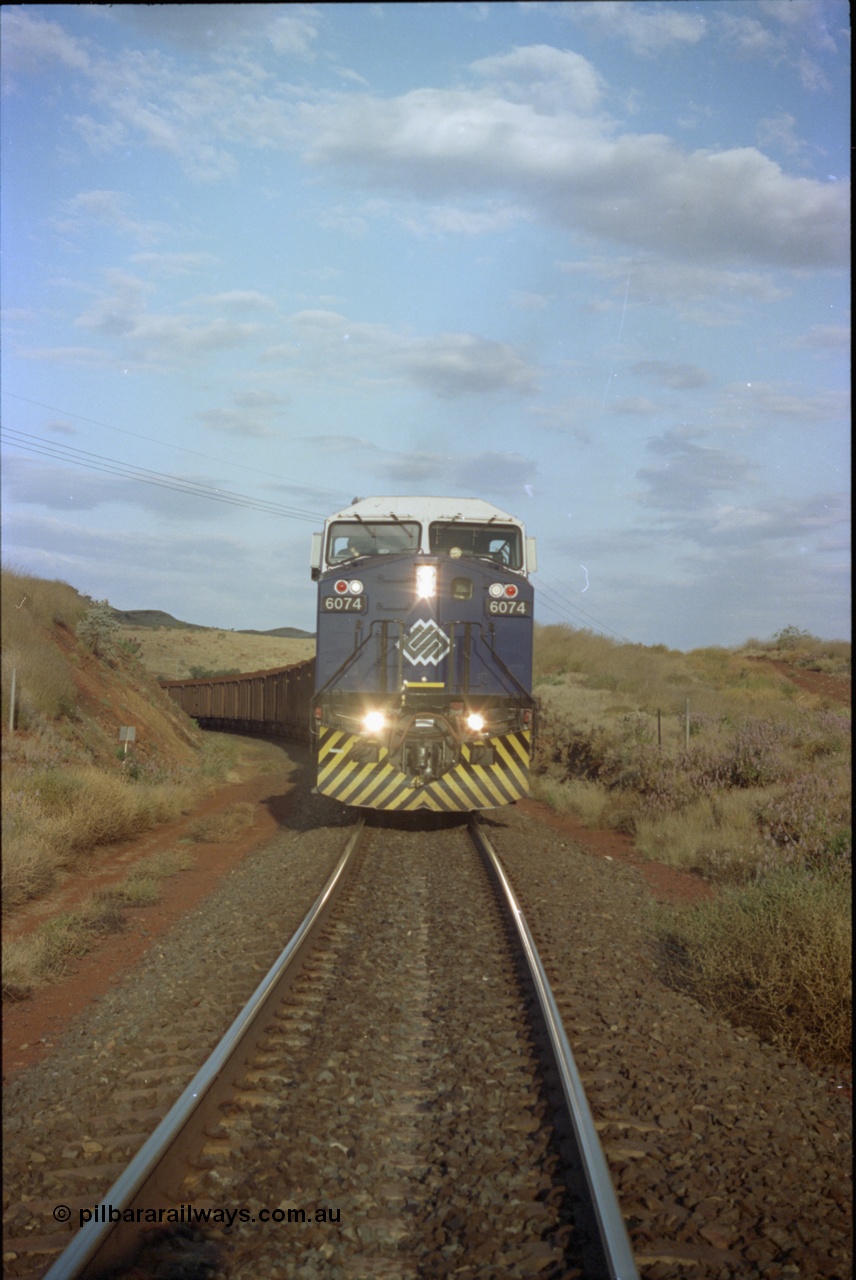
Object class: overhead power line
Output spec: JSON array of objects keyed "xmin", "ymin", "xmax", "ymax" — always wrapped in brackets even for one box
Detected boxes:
[
  {"xmin": 0, "ymin": 389, "xmax": 348, "ymax": 503},
  {"xmin": 532, "ymin": 571, "xmax": 634, "ymax": 643},
  {"xmin": 1, "ymin": 397, "xmax": 632, "ymax": 638},
  {"xmin": 1, "ymin": 427, "xmax": 326, "ymax": 523}
]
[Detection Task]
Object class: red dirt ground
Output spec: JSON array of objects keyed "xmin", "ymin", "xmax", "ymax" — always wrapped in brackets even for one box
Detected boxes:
[
  {"xmin": 3, "ymin": 661, "xmax": 848, "ymax": 1086},
  {"xmin": 2, "ymin": 753, "xmax": 298, "ymax": 1082},
  {"xmin": 2, "ymin": 762, "xmax": 708, "ymax": 1085}
]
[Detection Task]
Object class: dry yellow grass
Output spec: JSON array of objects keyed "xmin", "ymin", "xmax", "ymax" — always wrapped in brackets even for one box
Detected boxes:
[
  {"xmin": 187, "ymin": 801, "xmax": 256, "ymax": 843},
  {"xmin": 124, "ymin": 626, "xmax": 315, "ymax": 681},
  {"xmin": 658, "ymin": 867, "xmax": 851, "ymax": 1070},
  {"xmin": 1, "ymin": 569, "xmax": 85, "ymax": 725},
  {"xmin": 633, "ymin": 790, "xmax": 766, "ymax": 881},
  {"xmin": 2, "ymin": 768, "xmax": 197, "ymax": 913},
  {"xmin": 531, "ymin": 776, "xmax": 613, "ymax": 827},
  {"xmin": 532, "ymin": 623, "xmax": 851, "ymax": 1069},
  {"xmin": 2, "ymin": 851, "xmax": 196, "ymax": 996}
]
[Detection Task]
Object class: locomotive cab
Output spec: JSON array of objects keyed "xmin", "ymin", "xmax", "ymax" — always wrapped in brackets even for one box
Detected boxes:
[{"xmin": 311, "ymin": 497, "xmax": 536, "ymax": 812}]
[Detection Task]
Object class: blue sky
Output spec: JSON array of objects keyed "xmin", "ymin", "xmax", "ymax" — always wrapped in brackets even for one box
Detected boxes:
[{"xmin": 1, "ymin": 1, "xmax": 849, "ymax": 648}]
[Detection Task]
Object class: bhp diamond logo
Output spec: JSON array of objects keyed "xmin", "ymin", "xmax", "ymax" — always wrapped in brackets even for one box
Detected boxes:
[{"xmin": 401, "ymin": 619, "xmax": 451, "ymax": 666}]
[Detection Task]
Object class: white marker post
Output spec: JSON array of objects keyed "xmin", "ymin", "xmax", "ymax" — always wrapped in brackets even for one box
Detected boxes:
[{"xmin": 119, "ymin": 725, "xmax": 136, "ymax": 767}]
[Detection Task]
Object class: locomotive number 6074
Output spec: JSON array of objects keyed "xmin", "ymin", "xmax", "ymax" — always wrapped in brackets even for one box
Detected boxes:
[
  {"xmin": 309, "ymin": 495, "xmax": 537, "ymax": 813},
  {"xmin": 487, "ymin": 598, "xmax": 530, "ymax": 616}
]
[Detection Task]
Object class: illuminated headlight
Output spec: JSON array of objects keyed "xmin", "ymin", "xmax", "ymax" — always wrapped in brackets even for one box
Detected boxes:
[
  {"xmin": 415, "ymin": 564, "xmax": 437, "ymax": 599},
  {"xmin": 362, "ymin": 710, "xmax": 386, "ymax": 735},
  {"xmin": 466, "ymin": 712, "xmax": 486, "ymax": 733}
]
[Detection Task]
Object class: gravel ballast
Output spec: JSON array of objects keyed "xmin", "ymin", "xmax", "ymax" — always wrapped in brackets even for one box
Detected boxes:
[{"xmin": 2, "ymin": 761, "xmax": 851, "ymax": 1280}]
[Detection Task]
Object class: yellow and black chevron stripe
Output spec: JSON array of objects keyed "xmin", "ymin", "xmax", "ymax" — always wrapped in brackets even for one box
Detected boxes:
[{"xmin": 316, "ymin": 726, "xmax": 531, "ymax": 811}]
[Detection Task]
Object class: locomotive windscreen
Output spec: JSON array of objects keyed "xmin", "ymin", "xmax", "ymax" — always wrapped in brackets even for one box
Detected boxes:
[
  {"xmin": 428, "ymin": 522, "xmax": 522, "ymax": 568},
  {"xmin": 327, "ymin": 520, "xmax": 420, "ymax": 562}
]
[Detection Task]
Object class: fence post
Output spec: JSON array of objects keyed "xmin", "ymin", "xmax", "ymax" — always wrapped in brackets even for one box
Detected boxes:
[
  {"xmin": 657, "ymin": 708, "xmax": 661, "ymax": 748},
  {"xmin": 685, "ymin": 698, "xmax": 690, "ymax": 749},
  {"xmin": 9, "ymin": 668, "xmax": 16, "ymax": 733}
]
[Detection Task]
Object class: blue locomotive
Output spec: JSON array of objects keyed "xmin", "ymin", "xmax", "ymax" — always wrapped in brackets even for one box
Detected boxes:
[{"xmin": 310, "ymin": 496, "xmax": 536, "ymax": 811}]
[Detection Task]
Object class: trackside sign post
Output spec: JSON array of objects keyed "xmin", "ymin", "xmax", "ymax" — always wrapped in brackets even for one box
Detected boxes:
[{"xmin": 119, "ymin": 726, "xmax": 136, "ymax": 762}]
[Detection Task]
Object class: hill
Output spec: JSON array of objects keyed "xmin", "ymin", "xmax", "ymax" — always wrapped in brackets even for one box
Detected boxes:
[
  {"xmin": 111, "ymin": 608, "xmax": 314, "ymax": 641},
  {"xmin": 2, "ymin": 569, "xmax": 210, "ymax": 918},
  {"xmin": 2, "ymin": 570, "xmax": 849, "ymax": 1068},
  {"xmin": 119, "ymin": 622, "xmax": 315, "ymax": 682}
]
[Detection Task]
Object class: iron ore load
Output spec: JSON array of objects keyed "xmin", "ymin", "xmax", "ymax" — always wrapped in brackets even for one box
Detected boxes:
[{"xmin": 310, "ymin": 495, "xmax": 536, "ymax": 812}]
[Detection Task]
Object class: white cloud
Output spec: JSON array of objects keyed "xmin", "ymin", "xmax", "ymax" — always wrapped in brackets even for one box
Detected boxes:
[
  {"xmin": 304, "ymin": 88, "xmax": 848, "ymax": 268},
  {"xmin": 566, "ymin": 2, "xmax": 708, "ymax": 56},
  {"xmin": 397, "ymin": 201, "xmax": 532, "ymax": 237},
  {"xmin": 193, "ymin": 409, "xmax": 277, "ymax": 439},
  {"xmin": 52, "ymin": 190, "xmax": 170, "ymax": 245},
  {"xmin": 195, "ymin": 291, "xmax": 278, "ymax": 311},
  {"xmin": 1, "ymin": 455, "xmax": 236, "ymax": 521},
  {"xmin": 609, "ymin": 396, "xmax": 659, "ymax": 416},
  {"xmin": 72, "ymin": 270, "xmax": 264, "ymax": 366},
  {"xmin": 110, "ymin": 4, "xmax": 319, "ymax": 59},
  {"xmin": 632, "ymin": 361, "xmax": 712, "ymax": 390},
  {"xmin": 129, "ymin": 252, "xmax": 221, "ymax": 277},
  {"xmin": 715, "ymin": 10, "xmax": 785, "ymax": 60},
  {"xmin": 638, "ymin": 428, "xmax": 757, "ymax": 514},
  {"xmin": 0, "ymin": 9, "xmax": 91, "ymax": 80},
  {"xmin": 759, "ymin": 0, "xmax": 840, "ymax": 52},
  {"xmin": 263, "ymin": 310, "xmax": 539, "ymax": 398},
  {"xmin": 719, "ymin": 382, "xmax": 849, "ymax": 424},
  {"xmin": 268, "ymin": 10, "xmax": 320, "ymax": 58},
  {"xmin": 757, "ymin": 112, "xmax": 812, "ymax": 164},
  {"xmin": 399, "ymin": 333, "xmax": 537, "ymax": 397},
  {"xmin": 374, "ymin": 449, "xmax": 538, "ymax": 496},
  {"xmin": 793, "ymin": 323, "xmax": 851, "ymax": 352},
  {"xmin": 469, "ymin": 44, "xmax": 604, "ymax": 112},
  {"xmin": 12, "ymin": 13, "xmax": 846, "ymax": 271}
]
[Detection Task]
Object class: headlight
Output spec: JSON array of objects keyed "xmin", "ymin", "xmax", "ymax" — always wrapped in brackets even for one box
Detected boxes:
[
  {"xmin": 362, "ymin": 710, "xmax": 386, "ymax": 735},
  {"xmin": 466, "ymin": 712, "xmax": 486, "ymax": 733},
  {"xmin": 415, "ymin": 564, "xmax": 437, "ymax": 599}
]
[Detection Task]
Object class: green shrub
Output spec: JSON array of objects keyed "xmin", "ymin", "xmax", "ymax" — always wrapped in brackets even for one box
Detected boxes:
[{"xmin": 76, "ymin": 599, "xmax": 119, "ymax": 657}]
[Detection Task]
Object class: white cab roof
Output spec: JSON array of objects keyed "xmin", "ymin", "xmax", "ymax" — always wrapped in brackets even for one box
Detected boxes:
[{"xmin": 327, "ymin": 496, "xmax": 523, "ymax": 526}]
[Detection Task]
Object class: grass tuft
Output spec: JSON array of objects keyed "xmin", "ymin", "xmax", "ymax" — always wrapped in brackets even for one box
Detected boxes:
[
  {"xmin": 187, "ymin": 801, "xmax": 256, "ymax": 843},
  {"xmin": 2, "ymin": 767, "xmax": 197, "ymax": 913},
  {"xmin": 2, "ymin": 849, "xmax": 195, "ymax": 996},
  {"xmin": 531, "ymin": 622, "xmax": 851, "ymax": 1069},
  {"xmin": 656, "ymin": 866, "xmax": 851, "ymax": 1070}
]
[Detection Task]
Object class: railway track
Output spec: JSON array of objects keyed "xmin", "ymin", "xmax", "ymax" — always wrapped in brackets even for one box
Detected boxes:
[{"xmin": 20, "ymin": 815, "xmax": 637, "ymax": 1280}]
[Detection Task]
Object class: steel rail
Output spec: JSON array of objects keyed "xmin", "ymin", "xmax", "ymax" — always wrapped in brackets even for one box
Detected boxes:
[
  {"xmin": 43, "ymin": 817, "xmax": 366, "ymax": 1280},
  {"xmin": 469, "ymin": 817, "xmax": 640, "ymax": 1280}
]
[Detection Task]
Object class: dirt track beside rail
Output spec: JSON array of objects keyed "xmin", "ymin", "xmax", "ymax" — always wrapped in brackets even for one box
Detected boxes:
[
  {"xmin": 2, "ymin": 734, "xmax": 718, "ymax": 1083},
  {"xmin": 3, "ymin": 735, "xmax": 851, "ymax": 1280}
]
